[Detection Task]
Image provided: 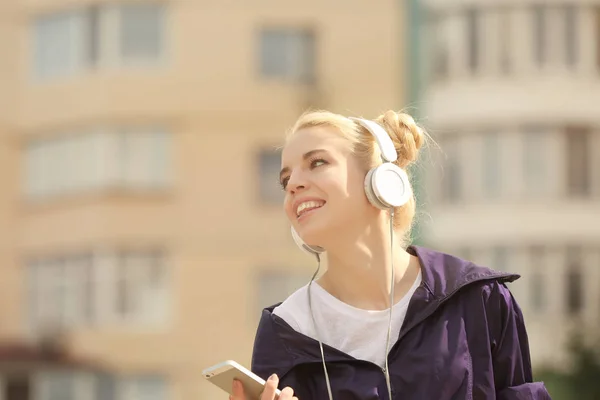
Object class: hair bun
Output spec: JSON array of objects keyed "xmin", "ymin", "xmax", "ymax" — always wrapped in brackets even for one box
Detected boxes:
[{"xmin": 375, "ymin": 110, "xmax": 425, "ymax": 169}]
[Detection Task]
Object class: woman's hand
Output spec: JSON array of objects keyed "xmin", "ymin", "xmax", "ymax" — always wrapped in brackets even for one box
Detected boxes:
[{"xmin": 230, "ymin": 374, "xmax": 298, "ymax": 400}]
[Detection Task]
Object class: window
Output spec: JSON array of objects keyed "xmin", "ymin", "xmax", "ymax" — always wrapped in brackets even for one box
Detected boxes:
[
  {"xmin": 38, "ymin": 372, "xmax": 77, "ymax": 400},
  {"xmin": 117, "ymin": 128, "xmax": 173, "ymax": 190},
  {"xmin": 33, "ymin": 3, "xmax": 166, "ymax": 80},
  {"xmin": 82, "ymin": 254, "xmax": 95, "ymax": 322},
  {"xmin": 564, "ymin": 5, "xmax": 577, "ymax": 67},
  {"xmin": 256, "ymin": 270, "xmax": 309, "ymax": 311},
  {"xmin": 115, "ymin": 249, "xmax": 168, "ymax": 324},
  {"xmin": 499, "ymin": 8, "xmax": 512, "ymax": 74},
  {"xmin": 259, "ymin": 28, "xmax": 315, "ymax": 83},
  {"xmin": 94, "ymin": 373, "xmax": 117, "ymax": 400},
  {"xmin": 33, "ymin": 10, "xmax": 86, "ymax": 79},
  {"xmin": 121, "ymin": 375, "xmax": 168, "ymax": 400},
  {"xmin": 566, "ymin": 247, "xmax": 583, "ymax": 315},
  {"xmin": 258, "ymin": 148, "xmax": 283, "ymax": 205},
  {"xmin": 529, "ymin": 246, "xmax": 545, "ymax": 312},
  {"xmin": 85, "ymin": 5, "xmax": 101, "ymax": 67},
  {"xmin": 532, "ymin": 5, "xmax": 546, "ymax": 66},
  {"xmin": 24, "ymin": 127, "xmax": 172, "ymax": 201},
  {"xmin": 530, "ymin": 270, "xmax": 545, "ymax": 313},
  {"xmin": 482, "ymin": 131, "xmax": 500, "ymax": 198},
  {"xmin": 119, "ymin": 3, "xmax": 165, "ymax": 64},
  {"xmin": 27, "ymin": 258, "xmax": 70, "ymax": 329},
  {"xmin": 491, "ymin": 246, "xmax": 508, "ymax": 271},
  {"xmin": 429, "ymin": 14, "xmax": 450, "ymax": 80},
  {"xmin": 522, "ymin": 127, "xmax": 548, "ymax": 195},
  {"xmin": 26, "ymin": 249, "xmax": 169, "ymax": 330},
  {"xmin": 440, "ymin": 135, "xmax": 462, "ymax": 202},
  {"xmin": 565, "ymin": 126, "xmax": 591, "ymax": 197},
  {"xmin": 26, "ymin": 255, "xmax": 92, "ymax": 329},
  {"xmin": 466, "ymin": 9, "xmax": 480, "ymax": 73}
]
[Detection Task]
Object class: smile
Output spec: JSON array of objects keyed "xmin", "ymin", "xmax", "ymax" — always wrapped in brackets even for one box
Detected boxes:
[{"xmin": 296, "ymin": 200, "xmax": 325, "ymax": 218}]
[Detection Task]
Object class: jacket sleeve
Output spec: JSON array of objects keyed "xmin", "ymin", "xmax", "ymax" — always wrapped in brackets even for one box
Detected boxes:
[
  {"xmin": 250, "ymin": 309, "xmax": 294, "ymax": 381},
  {"xmin": 486, "ymin": 282, "xmax": 552, "ymax": 400}
]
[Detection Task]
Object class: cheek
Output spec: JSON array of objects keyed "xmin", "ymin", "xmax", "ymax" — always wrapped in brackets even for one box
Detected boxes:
[
  {"xmin": 283, "ymin": 195, "xmax": 295, "ymax": 220},
  {"xmin": 324, "ymin": 177, "xmax": 365, "ymax": 211}
]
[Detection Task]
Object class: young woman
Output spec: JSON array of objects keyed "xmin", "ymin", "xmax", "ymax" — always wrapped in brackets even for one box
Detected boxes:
[{"xmin": 231, "ymin": 110, "xmax": 551, "ymax": 400}]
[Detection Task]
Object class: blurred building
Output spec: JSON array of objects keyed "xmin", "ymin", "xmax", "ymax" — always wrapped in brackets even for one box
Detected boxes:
[
  {"xmin": 421, "ymin": 0, "xmax": 600, "ymax": 368},
  {"xmin": 0, "ymin": 0, "xmax": 406, "ymax": 399}
]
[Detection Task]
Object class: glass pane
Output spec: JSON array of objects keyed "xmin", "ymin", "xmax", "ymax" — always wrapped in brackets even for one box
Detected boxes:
[
  {"xmin": 532, "ymin": 5, "xmax": 546, "ymax": 66},
  {"xmin": 260, "ymin": 30, "xmax": 289, "ymax": 77},
  {"xmin": 149, "ymin": 130, "xmax": 171, "ymax": 188},
  {"xmin": 258, "ymin": 148, "xmax": 283, "ymax": 204},
  {"xmin": 566, "ymin": 127, "xmax": 591, "ymax": 196},
  {"xmin": 34, "ymin": 11, "xmax": 81, "ymax": 79},
  {"xmin": 41, "ymin": 372, "xmax": 76, "ymax": 400},
  {"xmin": 440, "ymin": 135, "xmax": 462, "ymax": 202},
  {"xmin": 119, "ymin": 3, "xmax": 164, "ymax": 61},
  {"xmin": 129, "ymin": 375, "xmax": 167, "ymax": 400},
  {"xmin": 466, "ymin": 9, "xmax": 480, "ymax": 73},
  {"xmin": 564, "ymin": 5, "xmax": 577, "ymax": 66},
  {"xmin": 499, "ymin": 8, "xmax": 512, "ymax": 74},
  {"xmin": 260, "ymin": 29, "xmax": 315, "ymax": 81},
  {"xmin": 482, "ymin": 131, "xmax": 500, "ymax": 197},
  {"xmin": 95, "ymin": 373, "xmax": 116, "ymax": 400},
  {"xmin": 24, "ymin": 140, "xmax": 44, "ymax": 199},
  {"xmin": 292, "ymin": 31, "xmax": 315, "ymax": 83}
]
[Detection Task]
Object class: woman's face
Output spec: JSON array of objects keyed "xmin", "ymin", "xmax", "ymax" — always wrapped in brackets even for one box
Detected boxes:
[{"xmin": 280, "ymin": 126, "xmax": 373, "ymax": 247}]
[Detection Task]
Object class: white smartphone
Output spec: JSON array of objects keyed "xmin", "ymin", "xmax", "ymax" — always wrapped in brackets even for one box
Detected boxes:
[{"xmin": 202, "ymin": 360, "xmax": 281, "ymax": 400}]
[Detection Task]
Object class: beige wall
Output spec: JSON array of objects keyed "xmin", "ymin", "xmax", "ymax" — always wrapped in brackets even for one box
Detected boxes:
[{"xmin": 2, "ymin": 1, "xmax": 406, "ymax": 399}]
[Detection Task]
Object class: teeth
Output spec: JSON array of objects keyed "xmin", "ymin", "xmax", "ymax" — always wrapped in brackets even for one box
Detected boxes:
[{"xmin": 296, "ymin": 201, "xmax": 324, "ymax": 217}]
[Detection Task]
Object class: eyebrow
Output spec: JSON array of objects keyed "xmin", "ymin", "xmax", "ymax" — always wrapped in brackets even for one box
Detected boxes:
[{"xmin": 279, "ymin": 149, "xmax": 328, "ymax": 181}]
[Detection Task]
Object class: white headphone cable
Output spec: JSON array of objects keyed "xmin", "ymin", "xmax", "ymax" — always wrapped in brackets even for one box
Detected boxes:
[
  {"xmin": 383, "ymin": 209, "xmax": 395, "ymax": 399},
  {"xmin": 307, "ymin": 209, "xmax": 396, "ymax": 400},
  {"xmin": 307, "ymin": 253, "xmax": 334, "ymax": 400}
]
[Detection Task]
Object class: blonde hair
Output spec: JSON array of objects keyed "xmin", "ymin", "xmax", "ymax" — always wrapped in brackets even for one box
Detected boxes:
[{"xmin": 287, "ymin": 109, "xmax": 427, "ymax": 241}]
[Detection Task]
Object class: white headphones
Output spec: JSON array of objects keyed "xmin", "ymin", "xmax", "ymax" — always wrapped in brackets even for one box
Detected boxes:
[{"xmin": 291, "ymin": 117, "xmax": 412, "ymax": 256}]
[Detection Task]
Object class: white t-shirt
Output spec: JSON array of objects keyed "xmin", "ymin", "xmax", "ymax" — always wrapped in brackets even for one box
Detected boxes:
[{"xmin": 272, "ymin": 271, "xmax": 422, "ymax": 368}]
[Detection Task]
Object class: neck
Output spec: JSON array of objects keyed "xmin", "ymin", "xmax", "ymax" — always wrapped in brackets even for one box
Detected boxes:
[{"xmin": 317, "ymin": 217, "xmax": 419, "ymax": 311}]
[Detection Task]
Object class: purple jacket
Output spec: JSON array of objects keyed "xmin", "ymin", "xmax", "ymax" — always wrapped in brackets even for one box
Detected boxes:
[{"xmin": 251, "ymin": 246, "xmax": 552, "ymax": 399}]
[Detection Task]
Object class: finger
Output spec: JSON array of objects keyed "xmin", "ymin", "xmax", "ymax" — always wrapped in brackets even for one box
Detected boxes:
[
  {"xmin": 261, "ymin": 374, "xmax": 279, "ymax": 400},
  {"xmin": 279, "ymin": 387, "xmax": 295, "ymax": 400},
  {"xmin": 231, "ymin": 379, "xmax": 245, "ymax": 400}
]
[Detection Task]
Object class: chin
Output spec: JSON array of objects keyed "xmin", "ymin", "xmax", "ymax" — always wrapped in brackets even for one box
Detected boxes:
[{"xmin": 295, "ymin": 218, "xmax": 333, "ymax": 248}]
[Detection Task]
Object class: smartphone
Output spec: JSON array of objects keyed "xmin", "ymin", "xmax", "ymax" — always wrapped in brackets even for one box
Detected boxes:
[{"xmin": 202, "ymin": 360, "xmax": 281, "ymax": 400}]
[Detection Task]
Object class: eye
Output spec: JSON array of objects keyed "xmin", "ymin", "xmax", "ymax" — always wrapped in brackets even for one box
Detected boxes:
[
  {"xmin": 279, "ymin": 158, "xmax": 328, "ymax": 191},
  {"xmin": 280, "ymin": 176, "xmax": 290, "ymax": 191},
  {"xmin": 310, "ymin": 158, "xmax": 328, "ymax": 169}
]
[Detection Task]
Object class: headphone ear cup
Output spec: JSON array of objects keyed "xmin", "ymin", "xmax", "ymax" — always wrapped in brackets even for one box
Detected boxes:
[
  {"xmin": 364, "ymin": 167, "xmax": 390, "ymax": 210},
  {"xmin": 366, "ymin": 163, "xmax": 412, "ymax": 209}
]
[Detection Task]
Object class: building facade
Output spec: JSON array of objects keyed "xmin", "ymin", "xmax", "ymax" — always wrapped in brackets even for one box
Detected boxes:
[
  {"xmin": 0, "ymin": 1, "xmax": 406, "ymax": 399},
  {"xmin": 422, "ymin": 0, "xmax": 600, "ymax": 368}
]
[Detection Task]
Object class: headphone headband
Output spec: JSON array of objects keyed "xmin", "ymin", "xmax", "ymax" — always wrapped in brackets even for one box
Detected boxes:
[{"xmin": 348, "ymin": 117, "xmax": 398, "ymax": 163}]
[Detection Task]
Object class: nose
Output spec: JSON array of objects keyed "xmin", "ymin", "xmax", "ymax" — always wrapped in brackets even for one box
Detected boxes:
[{"xmin": 286, "ymin": 169, "xmax": 308, "ymax": 195}]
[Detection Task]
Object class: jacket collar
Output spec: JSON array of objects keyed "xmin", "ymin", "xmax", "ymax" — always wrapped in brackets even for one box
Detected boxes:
[
  {"xmin": 265, "ymin": 246, "xmax": 520, "ymax": 368},
  {"xmin": 411, "ymin": 245, "xmax": 519, "ymax": 300}
]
